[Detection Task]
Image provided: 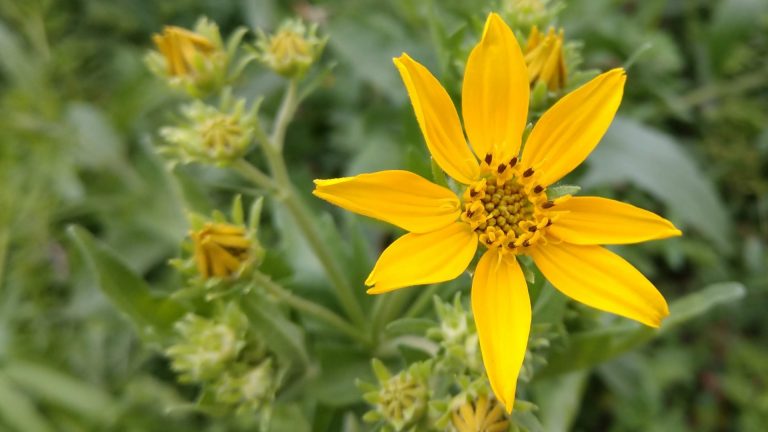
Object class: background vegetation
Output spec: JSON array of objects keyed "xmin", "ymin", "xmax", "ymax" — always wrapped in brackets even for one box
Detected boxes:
[{"xmin": 0, "ymin": 0, "xmax": 766, "ymax": 430}]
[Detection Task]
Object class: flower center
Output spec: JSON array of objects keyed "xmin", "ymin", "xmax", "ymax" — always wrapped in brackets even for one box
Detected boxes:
[{"xmin": 461, "ymin": 156, "xmax": 555, "ymax": 253}]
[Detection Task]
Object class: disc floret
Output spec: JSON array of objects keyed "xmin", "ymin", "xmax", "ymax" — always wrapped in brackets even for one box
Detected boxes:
[{"xmin": 461, "ymin": 154, "xmax": 561, "ymax": 253}]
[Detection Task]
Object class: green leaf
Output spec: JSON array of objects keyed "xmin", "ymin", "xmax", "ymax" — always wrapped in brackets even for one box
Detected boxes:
[
  {"xmin": 67, "ymin": 225, "xmax": 184, "ymax": 341},
  {"xmin": 537, "ymin": 282, "xmax": 745, "ymax": 377},
  {"xmin": 308, "ymin": 343, "xmax": 372, "ymax": 406},
  {"xmin": 531, "ymin": 371, "xmax": 589, "ymax": 432},
  {"xmin": 3, "ymin": 361, "xmax": 115, "ymax": 423},
  {"xmin": 582, "ymin": 117, "xmax": 733, "ymax": 253},
  {"xmin": 242, "ymin": 290, "xmax": 310, "ymax": 372},
  {"xmin": 0, "ymin": 373, "xmax": 54, "ymax": 432},
  {"xmin": 384, "ymin": 318, "xmax": 435, "ymax": 337},
  {"xmin": 270, "ymin": 403, "xmax": 311, "ymax": 432}
]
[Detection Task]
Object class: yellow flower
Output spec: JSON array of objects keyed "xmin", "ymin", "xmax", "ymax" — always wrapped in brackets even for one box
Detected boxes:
[
  {"xmin": 152, "ymin": 26, "xmax": 216, "ymax": 77},
  {"xmin": 313, "ymin": 13, "xmax": 680, "ymax": 411},
  {"xmin": 524, "ymin": 25, "xmax": 567, "ymax": 91},
  {"xmin": 190, "ymin": 223, "xmax": 252, "ymax": 279},
  {"xmin": 452, "ymin": 396, "xmax": 509, "ymax": 432}
]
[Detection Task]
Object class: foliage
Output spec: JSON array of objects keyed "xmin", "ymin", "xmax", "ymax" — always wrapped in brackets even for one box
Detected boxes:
[{"xmin": 0, "ymin": 0, "xmax": 766, "ymax": 431}]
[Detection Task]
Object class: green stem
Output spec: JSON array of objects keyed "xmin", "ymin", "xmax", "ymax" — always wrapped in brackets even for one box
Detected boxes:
[
  {"xmin": 270, "ymin": 80, "xmax": 298, "ymax": 152},
  {"xmin": 0, "ymin": 229, "xmax": 8, "ymax": 291},
  {"xmin": 251, "ymin": 81, "xmax": 367, "ymax": 328},
  {"xmin": 232, "ymin": 159, "xmax": 276, "ymax": 191},
  {"xmin": 252, "ymin": 270, "xmax": 370, "ymax": 345}
]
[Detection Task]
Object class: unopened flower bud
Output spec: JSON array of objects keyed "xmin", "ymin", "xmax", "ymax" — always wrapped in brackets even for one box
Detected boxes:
[
  {"xmin": 147, "ymin": 17, "xmax": 243, "ymax": 97},
  {"xmin": 451, "ymin": 396, "xmax": 509, "ymax": 432},
  {"xmin": 189, "ymin": 222, "xmax": 254, "ymax": 279},
  {"xmin": 160, "ymin": 95, "xmax": 258, "ymax": 166},
  {"xmin": 213, "ymin": 358, "xmax": 277, "ymax": 413},
  {"xmin": 256, "ymin": 19, "xmax": 326, "ymax": 78},
  {"xmin": 361, "ymin": 360, "xmax": 430, "ymax": 431},
  {"xmin": 524, "ymin": 26, "xmax": 567, "ymax": 91},
  {"xmin": 166, "ymin": 304, "xmax": 248, "ymax": 382}
]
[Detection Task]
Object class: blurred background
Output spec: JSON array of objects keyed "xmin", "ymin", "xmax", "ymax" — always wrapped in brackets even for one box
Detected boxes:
[{"xmin": 0, "ymin": 0, "xmax": 766, "ymax": 431}]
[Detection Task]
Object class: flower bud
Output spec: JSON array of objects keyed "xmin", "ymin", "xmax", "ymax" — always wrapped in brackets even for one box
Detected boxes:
[
  {"xmin": 160, "ymin": 95, "xmax": 259, "ymax": 166},
  {"xmin": 361, "ymin": 360, "xmax": 431, "ymax": 431},
  {"xmin": 166, "ymin": 304, "xmax": 248, "ymax": 382},
  {"xmin": 213, "ymin": 358, "xmax": 277, "ymax": 414},
  {"xmin": 524, "ymin": 26, "xmax": 567, "ymax": 91},
  {"xmin": 451, "ymin": 396, "xmax": 509, "ymax": 432},
  {"xmin": 501, "ymin": 0, "xmax": 564, "ymax": 30},
  {"xmin": 147, "ymin": 17, "xmax": 244, "ymax": 97},
  {"xmin": 189, "ymin": 222, "xmax": 254, "ymax": 279},
  {"xmin": 256, "ymin": 19, "xmax": 326, "ymax": 78}
]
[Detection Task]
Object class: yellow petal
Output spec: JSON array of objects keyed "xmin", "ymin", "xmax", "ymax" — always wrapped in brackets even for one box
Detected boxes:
[
  {"xmin": 394, "ymin": 54, "xmax": 479, "ymax": 184},
  {"xmin": 462, "ymin": 13, "xmax": 529, "ymax": 163},
  {"xmin": 471, "ymin": 250, "xmax": 530, "ymax": 412},
  {"xmin": 366, "ymin": 222, "xmax": 477, "ymax": 293},
  {"xmin": 530, "ymin": 242, "xmax": 669, "ymax": 327},
  {"xmin": 207, "ymin": 234, "xmax": 251, "ymax": 249},
  {"xmin": 313, "ymin": 170, "xmax": 461, "ymax": 233},
  {"xmin": 521, "ymin": 68, "xmax": 626, "ymax": 186},
  {"xmin": 548, "ymin": 197, "xmax": 682, "ymax": 245}
]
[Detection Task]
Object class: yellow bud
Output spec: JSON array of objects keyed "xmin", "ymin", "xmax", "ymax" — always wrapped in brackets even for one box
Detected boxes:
[
  {"xmin": 524, "ymin": 26, "xmax": 568, "ymax": 91},
  {"xmin": 451, "ymin": 396, "xmax": 510, "ymax": 432},
  {"xmin": 152, "ymin": 26, "xmax": 215, "ymax": 77},
  {"xmin": 190, "ymin": 223, "xmax": 252, "ymax": 279}
]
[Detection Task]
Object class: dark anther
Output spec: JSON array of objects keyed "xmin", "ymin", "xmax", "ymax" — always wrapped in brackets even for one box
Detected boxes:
[
  {"xmin": 522, "ymin": 240, "xmax": 531, "ymax": 247},
  {"xmin": 533, "ymin": 185, "xmax": 544, "ymax": 194},
  {"xmin": 507, "ymin": 242, "xmax": 515, "ymax": 248},
  {"xmin": 528, "ymin": 226, "xmax": 537, "ymax": 232},
  {"xmin": 546, "ymin": 219, "xmax": 553, "ymax": 227},
  {"xmin": 484, "ymin": 153, "xmax": 493, "ymax": 164},
  {"xmin": 542, "ymin": 201, "xmax": 555, "ymax": 209},
  {"xmin": 509, "ymin": 157, "xmax": 518, "ymax": 168},
  {"xmin": 497, "ymin": 163, "xmax": 507, "ymax": 174},
  {"xmin": 523, "ymin": 167, "xmax": 535, "ymax": 177},
  {"xmin": 470, "ymin": 189, "xmax": 478, "ymax": 198},
  {"xmin": 466, "ymin": 210, "xmax": 474, "ymax": 217}
]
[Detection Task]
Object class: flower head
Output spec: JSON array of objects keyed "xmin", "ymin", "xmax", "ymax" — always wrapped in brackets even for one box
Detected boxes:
[
  {"xmin": 190, "ymin": 222, "xmax": 253, "ymax": 279},
  {"xmin": 152, "ymin": 25, "xmax": 216, "ymax": 77},
  {"xmin": 256, "ymin": 19, "xmax": 326, "ymax": 78},
  {"xmin": 361, "ymin": 359, "xmax": 431, "ymax": 431},
  {"xmin": 166, "ymin": 304, "xmax": 248, "ymax": 382},
  {"xmin": 451, "ymin": 396, "xmax": 509, "ymax": 432},
  {"xmin": 160, "ymin": 95, "xmax": 259, "ymax": 166},
  {"xmin": 313, "ymin": 13, "xmax": 680, "ymax": 411},
  {"xmin": 525, "ymin": 25, "xmax": 567, "ymax": 91},
  {"xmin": 147, "ymin": 18, "xmax": 236, "ymax": 96}
]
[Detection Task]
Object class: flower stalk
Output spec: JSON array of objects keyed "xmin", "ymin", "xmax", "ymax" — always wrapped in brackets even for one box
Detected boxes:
[{"xmin": 241, "ymin": 80, "xmax": 367, "ymax": 330}]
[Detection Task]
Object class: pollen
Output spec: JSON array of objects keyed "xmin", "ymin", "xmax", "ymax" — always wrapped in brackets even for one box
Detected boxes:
[{"xmin": 461, "ymin": 162, "xmax": 560, "ymax": 253}]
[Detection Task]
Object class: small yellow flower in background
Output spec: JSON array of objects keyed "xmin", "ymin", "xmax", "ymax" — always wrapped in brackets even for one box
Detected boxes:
[
  {"xmin": 191, "ymin": 223, "xmax": 252, "ymax": 279},
  {"xmin": 146, "ymin": 18, "xmax": 236, "ymax": 97},
  {"xmin": 525, "ymin": 25, "xmax": 567, "ymax": 91},
  {"xmin": 452, "ymin": 396, "xmax": 509, "ymax": 432},
  {"xmin": 256, "ymin": 19, "xmax": 326, "ymax": 78},
  {"xmin": 313, "ymin": 13, "xmax": 682, "ymax": 412},
  {"xmin": 152, "ymin": 26, "xmax": 216, "ymax": 77}
]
